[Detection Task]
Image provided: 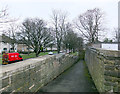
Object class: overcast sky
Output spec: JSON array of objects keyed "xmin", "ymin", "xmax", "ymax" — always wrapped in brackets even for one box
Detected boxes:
[{"xmin": 0, "ymin": 0, "xmax": 119, "ymax": 39}]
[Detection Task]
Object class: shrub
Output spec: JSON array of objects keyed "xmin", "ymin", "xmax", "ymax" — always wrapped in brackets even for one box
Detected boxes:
[
  {"xmin": 79, "ymin": 50, "xmax": 85, "ymax": 60},
  {"xmin": 2, "ymin": 51, "xmax": 6, "ymax": 54},
  {"xmin": 17, "ymin": 51, "xmax": 34, "ymax": 54}
]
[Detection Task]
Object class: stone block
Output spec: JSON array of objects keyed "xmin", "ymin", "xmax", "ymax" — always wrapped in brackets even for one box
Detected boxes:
[
  {"xmin": 118, "ymin": 71, "xmax": 120, "ymax": 77},
  {"xmin": 104, "ymin": 70, "xmax": 118, "ymax": 77},
  {"xmin": 29, "ymin": 68, "xmax": 36, "ymax": 74},
  {"xmin": 23, "ymin": 69, "xmax": 29, "ymax": 78},
  {"xmin": 113, "ymin": 86, "xmax": 119, "ymax": 92},
  {"xmin": 1, "ymin": 85, "xmax": 13, "ymax": 93},
  {"xmin": 104, "ymin": 76, "xmax": 119, "ymax": 82},
  {"xmin": 35, "ymin": 65, "xmax": 41, "ymax": 72},
  {"xmin": 105, "ymin": 65, "xmax": 116, "ymax": 70},
  {"xmin": 104, "ymin": 85, "xmax": 112, "ymax": 91},
  {"xmin": 104, "ymin": 60, "xmax": 115, "ymax": 65},
  {"xmin": 11, "ymin": 81, "xmax": 23, "ymax": 91},
  {"xmin": 11, "ymin": 72, "xmax": 24, "ymax": 84},
  {"xmin": 104, "ymin": 80, "xmax": 118, "ymax": 87},
  {"xmin": 115, "ymin": 60, "xmax": 120, "ymax": 65},
  {"xmin": 2, "ymin": 77, "xmax": 9, "ymax": 88}
]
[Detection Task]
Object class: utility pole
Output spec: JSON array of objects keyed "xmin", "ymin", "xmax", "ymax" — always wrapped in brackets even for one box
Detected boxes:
[
  {"xmin": 9, "ymin": 30, "xmax": 10, "ymax": 52},
  {"xmin": 118, "ymin": 1, "xmax": 120, "ymax": 50}
]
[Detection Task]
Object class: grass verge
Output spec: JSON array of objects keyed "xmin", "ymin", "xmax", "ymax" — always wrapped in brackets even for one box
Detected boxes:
[
  {"xmin": 21, "ymin": 51, "xmax": 57, "ymax": 60},
  {"xmin": 0, "ymin": 58, "xmax": 2, "ymax": 64},
  {"xmin": 69, "ymin": 52, "xmax": 78, "ymax": 56},
  {"xmin": 0, "ymin": 51, "xmax": 57, "ymax": 64}
]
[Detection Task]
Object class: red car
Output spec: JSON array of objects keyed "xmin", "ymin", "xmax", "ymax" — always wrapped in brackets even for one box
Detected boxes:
[{"xmin": 2, "ymin": 53, "xmax": 23, "ymax": 65}]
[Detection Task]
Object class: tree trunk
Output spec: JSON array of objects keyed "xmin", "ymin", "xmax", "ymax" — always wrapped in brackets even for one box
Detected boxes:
[
  {"xmin": 36, "ymin": 53, "xmax": 39, "ymax": 57},
  {"xmin": 35, "ymin": 50, "xmax": 40, "ymax": 57},
  {"xmin": 65, "ymin": 47, "xmax": 67, "ymax": 53},
  {"xmin": 57, "ymin": 47, "xmax": 60, "ymax": 53},
  {"xmin": 69, "ymin": 48, "xmax": 70, "ymax": 53},
  {"xmin": 51, "ymin": 46, "xmax": 52, "ymax": 51},
  {"xmin": 73, "ymin": 48, "xmax": 75, "ymax": 53},
  {"xmin": 92, "ymin": 37, "xmax": 94, "ymax": 43},
  {"xmin": 57, "ymin": 44, "xmax": 60, "ymax": 53}
]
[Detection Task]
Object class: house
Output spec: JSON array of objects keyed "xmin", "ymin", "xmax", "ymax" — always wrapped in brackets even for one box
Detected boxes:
[
  {"xmin": 92, "ymin": 42, "xmax": 118, "ymax": 50},
  {"xmin": 0, "ymin": 34, "xmax": 29, "ymax": 54},
  {"xmin": 0, "ymin": 34, "xmax": 17, "ymax": 53},
  {"xmin": 0, "ymin": 34, "xmax": 56, "ymax": 54},
  {"xmin": 17, "ymin": 44, "xmax": 29, "ymax": 52}
]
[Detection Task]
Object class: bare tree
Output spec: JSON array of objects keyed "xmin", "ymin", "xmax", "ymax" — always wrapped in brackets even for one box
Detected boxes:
[
  {"xmin": 18, "ymin": 18, "xmax": 54, "ymax": 57},
  {"xmin": 0, "ymin": 7, "xmax": 17, "ymax": 29},
  {"xmin": 6, "ymin": 24, "xmax": 20, "ymax": 52},
  {"xmin": 74, "ymin": 8, "xmax": 105, "ymax": 43},
  {"xmin": 63, "ymin": 23, "xmax": 77, "ymax": 53},
  {"xmin": 0, "ymin": 7, "xmax": 9, "ymax": 24},
  {"xmin": 46, "ymin": 27, "xmax": 55, "ymax": 51},
  {"xmin": 76, "ymin": 37, "xmax": 83, "ymax": 59},
  {"xmin": 51, "ymin": 10, "xmax": 68, "ymax": 53},
  {"xmin": 63, "ymin": 30, "xmax": 78, "ymax": 53},
  {"xmin": 63, "ymin": 25, "xmax": 83, "ymax": 55}
]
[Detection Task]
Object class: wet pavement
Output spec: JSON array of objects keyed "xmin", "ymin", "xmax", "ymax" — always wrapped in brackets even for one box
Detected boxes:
[{"xmin": 37, "ymin": 61, "xmax": 98, "ymax": 93}]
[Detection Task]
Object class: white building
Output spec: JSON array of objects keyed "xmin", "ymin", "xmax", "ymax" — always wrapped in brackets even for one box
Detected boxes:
[
  {"xmin": 0, "ymin": 34, "xmax": 17, "ymax": 53},
  {"xmin": 0, "ymin": 34, "xmax": 54, "ymax": 54},
  {"xmin": 101, "ymin": 43, "xmax": 118, "ymax": 50},
  {"xmin": 92, "ymin": 42, "xmax": 118, "ymax": 50}
]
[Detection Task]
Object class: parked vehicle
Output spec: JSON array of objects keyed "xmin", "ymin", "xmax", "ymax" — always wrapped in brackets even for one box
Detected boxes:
[
  {"xmin": 2, "ymin": 53, "xmax": 23, "ymax": 65},
  {"xmin": 60, "ymin": 51, "xmax": 63, "ymax": 53},
  {"xmin": 48, "ymin": 52, "xmax": 53, "ymax": 55}
]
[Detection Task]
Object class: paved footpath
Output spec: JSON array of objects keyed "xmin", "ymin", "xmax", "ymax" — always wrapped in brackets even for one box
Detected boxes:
[{"xmin": 37, "ymin": 61, "xmax": 98, "ymax": 92}]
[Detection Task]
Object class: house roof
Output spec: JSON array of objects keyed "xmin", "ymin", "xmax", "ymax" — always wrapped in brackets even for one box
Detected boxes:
[
  {"xmin": 0, "ymin": 34, "xmax": 15, "ymax": 43},
  {"xmin": 95, "ymin": 42, "xmax": 119, "ymax": 44},
  {"xmin": 0, "ymin": 34, "xmax": 27, "ymax": 44}
]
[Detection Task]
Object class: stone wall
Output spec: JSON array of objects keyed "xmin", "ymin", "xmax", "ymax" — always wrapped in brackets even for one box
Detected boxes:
[
  {"xmin": 0, "ymin": 53, "xmax": 78, "ymax": 93},
  {"xmin": 85, "ymin": 47, "xmax": 120, "ymax": 93}
]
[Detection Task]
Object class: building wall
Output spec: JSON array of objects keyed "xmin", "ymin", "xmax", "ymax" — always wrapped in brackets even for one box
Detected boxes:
[
  {"xmin": 0, "ymin": 42, "xmax": 17, "ymax": 53},
  {"xmin": 91, "ymin": 43, "xmax": 101, "ymax": 48},
  {"xmin": 0, "ymin": 42, "xmax": 29, "ymax": 53},
  {"xmin": 0, "ymin": 54, "xmax": 78, "ymax": 93},
  {"xmin": 17, "ymin": 44, "xmax": 28, "ymax": 52},
  {"xmin": 102, "ymin": 44, "xmax": 118, "ymax": 50},
  {"xmin": 92, "ymin": 43, "xmax": 118, "ymax": 50},
  {"xmin": 85, "ymin": 47, "xmax": 120, "ymax": 92}
]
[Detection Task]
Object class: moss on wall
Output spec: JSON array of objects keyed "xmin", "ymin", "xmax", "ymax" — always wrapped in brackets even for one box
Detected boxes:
[{"xmin": 0, "ymin": 54, "xmax": 78, "ymax": 93}]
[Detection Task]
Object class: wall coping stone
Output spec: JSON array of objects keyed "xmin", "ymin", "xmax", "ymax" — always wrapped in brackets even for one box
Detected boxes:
[
  {"xmin": 88, "ymin": 47, "xmax": 120, "ymax": 59},
  {"xmin": 0, "ymin": 55, "xmax": 58, "ymax": 78}
]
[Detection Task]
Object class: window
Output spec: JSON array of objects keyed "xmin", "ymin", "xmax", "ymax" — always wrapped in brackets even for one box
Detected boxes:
[
  {"xmin": 10, "ymin": 48, "xmax": 14, "ymax": 50},
  {"xmin": 3, "ymin": 48, "xmax": 7, "ymax": 51},
  {"xmin": 19, "ymin": 55, "xmax": 22, "ymax": 58}
]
